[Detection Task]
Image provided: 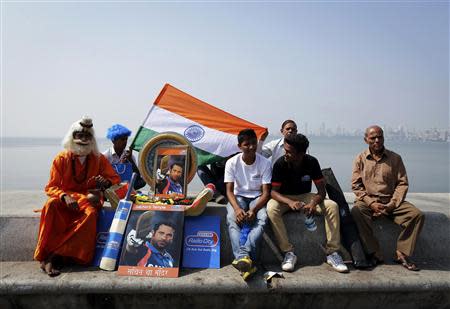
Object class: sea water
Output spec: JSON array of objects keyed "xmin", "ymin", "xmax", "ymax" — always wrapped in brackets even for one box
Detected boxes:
[{"xmin": 1, "ymin": 136, "xmax": 449, "ymax": 192}]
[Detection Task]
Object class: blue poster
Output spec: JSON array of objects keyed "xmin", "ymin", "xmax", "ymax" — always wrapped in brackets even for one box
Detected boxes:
[
  {"xmin": 182, "ymin": 216, "xmax": 220, "ymax": 269},
  {"xmin": 92, "ymin": 208, "xmax": 116, "ymax": 266}
]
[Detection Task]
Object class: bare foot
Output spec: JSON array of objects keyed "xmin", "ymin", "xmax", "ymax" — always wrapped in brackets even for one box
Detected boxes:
[{"xmin": 40, "ymin": 256, "xmax": 61, "ymax": 277}]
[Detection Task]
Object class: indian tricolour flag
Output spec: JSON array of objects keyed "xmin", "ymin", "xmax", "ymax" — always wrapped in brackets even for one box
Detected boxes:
[{"xmin": 130, "ymin": 84, "xmax": 268, "ymax": 166}]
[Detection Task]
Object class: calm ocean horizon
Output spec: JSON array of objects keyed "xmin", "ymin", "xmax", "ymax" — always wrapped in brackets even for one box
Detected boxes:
[{"xmin": 1, "ymin": 136, "xmax": 449, "ymax": 193}]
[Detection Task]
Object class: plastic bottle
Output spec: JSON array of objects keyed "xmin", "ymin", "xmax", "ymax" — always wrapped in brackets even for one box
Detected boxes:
[
  {"xmin": 239, "ymin": 223, "xmax": 251, "ymax": 246},
  {"xmin": 304, "ymin": 215, "xmax": 317, "ymax": 232}
]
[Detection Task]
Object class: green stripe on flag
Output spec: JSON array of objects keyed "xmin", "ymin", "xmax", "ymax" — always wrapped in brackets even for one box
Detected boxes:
[
  {"xmin": 195, "ymin": 148, "xmax": 224, "ymax": 166},
  {"xmin": 130, "ymin": 126, "xmax": 158, "ymax": 151},
  {"xmin": 130, "ymin": 126, "xmax": 225, "ymax": 166}
]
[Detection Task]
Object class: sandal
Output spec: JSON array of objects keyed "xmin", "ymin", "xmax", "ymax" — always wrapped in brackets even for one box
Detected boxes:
[{"xmin": 394, "ymin": 255, "xmax": 420, "ymax": 271}]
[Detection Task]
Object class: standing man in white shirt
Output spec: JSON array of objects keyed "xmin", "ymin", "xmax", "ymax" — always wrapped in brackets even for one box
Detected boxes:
[{"xmin": 261, "ymin": 120, "xmax": 298, "ymax": 166}]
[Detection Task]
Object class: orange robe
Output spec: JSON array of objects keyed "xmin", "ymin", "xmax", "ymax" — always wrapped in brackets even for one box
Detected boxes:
[{"xmin": 34, "ymin": 150, "xmax": 121, "ymax": 264}]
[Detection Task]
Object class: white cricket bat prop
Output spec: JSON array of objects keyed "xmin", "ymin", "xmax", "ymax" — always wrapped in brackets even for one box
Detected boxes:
[{"xmin": 99, "ymin": 173, "xmax": 137, "ymax": 271}]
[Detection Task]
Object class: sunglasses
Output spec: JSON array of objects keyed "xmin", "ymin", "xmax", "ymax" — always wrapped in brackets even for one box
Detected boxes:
[{"xmin": 73, "ymin": 131, "xmax": 92, "ymax": 139}]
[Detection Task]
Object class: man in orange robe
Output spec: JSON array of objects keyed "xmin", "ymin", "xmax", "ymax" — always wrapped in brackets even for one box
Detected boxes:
[{"xmin": 34, "ymin": 116, "xmax": 121, "ymax": 276}]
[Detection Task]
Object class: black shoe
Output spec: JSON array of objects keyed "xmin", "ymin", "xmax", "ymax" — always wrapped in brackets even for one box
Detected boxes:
[
  {"xmin": 353, "ymin": 260, "xmax": 372, "ymax": 269},
  {"xmin": 367, "ymin": 254, "xmax": 384, "ymax": 268}
]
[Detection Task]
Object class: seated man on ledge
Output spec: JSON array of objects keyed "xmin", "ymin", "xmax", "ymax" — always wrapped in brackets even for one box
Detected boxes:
[
  {"xmin": 225, "ymin": 129, "xmax": 272, "ymax": 281},
  {"xmin": 351, "ymin": 125, "xmax": 424, "ymax": 271},
  {"xmin": 34, "ymin": 116, "xmax": 121, "ymax": 276},
  {"xmin": 267, "ymin": 133, "xmax": 349, "ymax": 273}
]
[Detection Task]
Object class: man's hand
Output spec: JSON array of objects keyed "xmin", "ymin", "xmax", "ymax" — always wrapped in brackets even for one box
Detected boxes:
[
  {"xmin": 383, "ymin": 202, "xmax": 396, "ymax": 213},
  {"xmin": 234, "ymin": 208, "xmax": 247, "ymax": 225},
  {"xmin": 63, "ymin": 195, "xmax": 79, "ymax": 211},
  {"xmin": 303, "ymin": 202, "xmax": 316, "ymax": 216},
  {"xmin": 94, "ymin": 175, "xmax": 111, "ymax": 190},
  {"xmin": 288, "ymin": 200, "xmax": 304, "ymax": 211},
  {"xmin": 156, "ymin": 168, "xmax": 165, "ymax": 181},
  {"xmin": 371, "ymin": 202, "xmax": 388, "ymax": 217},
  {"xmin": 127, "ymin": 229, "xmax": 144, "ymax": 247},
  {"xmin": 246, "ymin": 209, "xmax": 256, "ymax": 222},
  {"xmin": 120, "ymin": 150, "xmax": 133, "ymax": 163},
  {"xmin": 260, "ymin": 131, "xmax": 269, "ymax": 141}
]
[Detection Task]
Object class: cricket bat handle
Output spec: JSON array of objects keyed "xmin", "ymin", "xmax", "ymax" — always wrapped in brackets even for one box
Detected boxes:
[{"xmin": 125, "ymin": 173, "xmax": 137, "ymax": 200}]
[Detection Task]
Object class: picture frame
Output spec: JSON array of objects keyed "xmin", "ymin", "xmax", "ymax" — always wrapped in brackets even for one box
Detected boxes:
[{"xmin": 153, "ymin": 145, "xmax": 189, "ymax": 198}]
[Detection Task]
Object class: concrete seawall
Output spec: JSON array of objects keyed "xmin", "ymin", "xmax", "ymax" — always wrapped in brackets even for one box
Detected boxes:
[{"xmin": 1, "ymin": 191, "xmax": 449, "ymax": 309}]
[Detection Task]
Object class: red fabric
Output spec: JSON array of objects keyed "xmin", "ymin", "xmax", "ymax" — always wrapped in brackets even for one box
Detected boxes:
[
  {"xmin": 115, "ymin": 183, "xmax": 129, "ymax": 199},
  {"xmin": 137, "ymin": 246, "xmax": 152, "ymax": 267},
  {"xmin": 34, "ymin": 151, "xmax": 121, "ymax": 264}
]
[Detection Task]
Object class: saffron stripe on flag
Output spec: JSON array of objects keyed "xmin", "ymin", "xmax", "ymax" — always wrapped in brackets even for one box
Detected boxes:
[{"xmin": 154, "ymin": 84, "xmax": 267, "ymax": 138}]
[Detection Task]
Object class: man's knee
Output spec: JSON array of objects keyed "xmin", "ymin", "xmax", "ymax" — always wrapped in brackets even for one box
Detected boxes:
[
  {"xmin": 409, "ymin": 204, "xmax": 424, "ymax": 222},
  {"xmin": 87, "ymin": 193, "xmax": 100, "ymax": 205},
  {"xmin": 324, "ymin": 199, "xmax": 338, "ymax": 214},
  {"xmin": 46, "ymin": 197, "xmax": 61, "ymax": 208},
  {"xmin": 226, "ymin": 212, "xmax": 235, "ymax": 225},
  {"xmin": 266, "ymin": 199, "xmax": 281, "ymax": 219},
  {"xmin": 256, "ymin": 208, "xmax": 268, "ymax": 225},
  {"xmin": 226, "ymin": 205, "xmax": 238, "ymax": 227}
]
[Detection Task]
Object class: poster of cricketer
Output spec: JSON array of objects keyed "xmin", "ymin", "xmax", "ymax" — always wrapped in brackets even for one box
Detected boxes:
[{"xmin": 118, "ymin": 203, "xmax": 184, "ymax": 278}]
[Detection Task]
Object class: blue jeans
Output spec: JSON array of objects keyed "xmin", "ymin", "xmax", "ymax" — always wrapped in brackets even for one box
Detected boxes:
[{"xmin": 226, "ymin": 196, "xmax": 268, "ymax": 261}]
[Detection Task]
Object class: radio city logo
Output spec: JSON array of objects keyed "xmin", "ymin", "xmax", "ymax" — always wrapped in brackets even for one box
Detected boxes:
[
  {"xmin": 185, "ymin": 231, "xmax": 219, "ymax": 248},
  {"xmin": 184, "ymin": 125, "xmax": 205, "ymax": 142}
]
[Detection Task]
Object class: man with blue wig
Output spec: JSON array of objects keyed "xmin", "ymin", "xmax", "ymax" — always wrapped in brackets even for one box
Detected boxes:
[{"xmin": 103, "ymin": 124, "xmax": 146, "ymax": 190}]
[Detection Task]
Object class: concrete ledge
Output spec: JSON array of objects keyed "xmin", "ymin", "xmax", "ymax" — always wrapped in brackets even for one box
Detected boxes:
[{"xmin": 1, "ymin": 262, "xmax": 449, "ymax": 309}]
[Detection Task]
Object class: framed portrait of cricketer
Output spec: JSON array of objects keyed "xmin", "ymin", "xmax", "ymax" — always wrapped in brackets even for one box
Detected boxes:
[
  {"xmin": 153, "ymin": 145, "xmax": 188, "ymax": 199},
  {"xmin": 117, "ymin": 203, "xmax": 185, "ymax": 278},
  {"xmin": 137, "ymin": 132, "xmax": 197, "ymax": 189}
]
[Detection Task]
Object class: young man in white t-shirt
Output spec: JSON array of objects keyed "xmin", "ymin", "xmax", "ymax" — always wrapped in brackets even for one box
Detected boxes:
[{"xmin": 224, "ymin": 129, "xmax": 272, "ymax": 280}]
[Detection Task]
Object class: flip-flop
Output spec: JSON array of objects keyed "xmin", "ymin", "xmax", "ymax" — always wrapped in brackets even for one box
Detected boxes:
[{"xmin": 394, "ymin": 256, "xmax": 420, "ymax": 271}]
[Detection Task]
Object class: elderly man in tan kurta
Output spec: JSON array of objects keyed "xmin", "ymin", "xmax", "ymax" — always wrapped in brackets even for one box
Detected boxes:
[{"xmin": 351, "ymin": 125, "xmax": 424, "ymax": 271}]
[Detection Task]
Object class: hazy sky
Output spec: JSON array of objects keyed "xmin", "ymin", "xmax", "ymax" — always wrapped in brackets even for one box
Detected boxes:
[{"xmin": 1, "ymin": 1, "xmax": 448, "ymax": 138}]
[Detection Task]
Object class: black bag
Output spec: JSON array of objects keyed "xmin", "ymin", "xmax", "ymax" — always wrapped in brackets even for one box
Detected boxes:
[{"xmin": 322, "ymin": 168, "xmax": 368, "ymax": 265}]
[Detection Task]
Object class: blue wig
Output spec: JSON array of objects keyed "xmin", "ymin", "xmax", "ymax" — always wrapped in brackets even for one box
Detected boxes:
[{"xmin": 106, "ymin": 124, "xmax": 132, "ymax": 141}]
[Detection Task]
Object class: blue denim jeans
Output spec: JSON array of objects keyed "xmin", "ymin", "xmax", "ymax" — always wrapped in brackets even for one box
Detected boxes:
[{"xmin": 226, "ymin": 196, "xmax": 268, "ymax": 261}]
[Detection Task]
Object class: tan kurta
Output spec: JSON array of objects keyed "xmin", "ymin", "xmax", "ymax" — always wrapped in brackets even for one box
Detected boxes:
[{"xmin": 351, "ymin": 148, "xmax": 408, "ymax": 208}]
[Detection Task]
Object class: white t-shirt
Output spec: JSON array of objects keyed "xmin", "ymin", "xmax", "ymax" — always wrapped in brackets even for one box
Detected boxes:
[
  {"xmin": 102, "ymin": 146, "xmax": 137, "ymax": 165},
  {"xmin": 224, "ymin": 153, "xmax": 272, "ymax": 198},
  {"xmin": 261, "ymin": 137, "xmax": 285, "ymax": 167}
]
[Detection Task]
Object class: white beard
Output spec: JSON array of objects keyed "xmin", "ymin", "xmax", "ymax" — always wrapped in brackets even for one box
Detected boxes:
[{"xmin": 69, "ymin": 140, "xmax": 94, "ymax": 156}]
